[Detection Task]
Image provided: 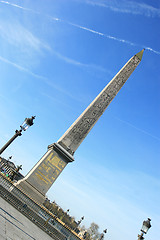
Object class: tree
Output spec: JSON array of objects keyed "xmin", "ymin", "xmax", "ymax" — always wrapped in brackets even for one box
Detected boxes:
[{"xmin": 87, "ymin": 222, "xmax": 100, "ymax": 240}]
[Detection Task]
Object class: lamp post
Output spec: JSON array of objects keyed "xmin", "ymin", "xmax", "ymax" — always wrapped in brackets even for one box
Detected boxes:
[
  {"xmin": 77, "ymin": 216, "xmax": 84, "ymax": 226},
  {"xmin": 138, "ymin": 218, "xmax": 151, "ymax": 240},
  {"xmin": 60, "ymin": 208, "xmax": 70, "ymax": 221},
  {"xmin": 99, "ymin": 229, "xmax": 107, "ymax": 240},
  {"xmin": 67, "ymin": 216, "xmax": 84, "ymax": 240},
  {"xmin": 0, "ymin": 116, "xmax": 35, "ymax": 155},
  {"xmin": 9, "ymin": 164, "xmax": 23, "ymax": 181}
]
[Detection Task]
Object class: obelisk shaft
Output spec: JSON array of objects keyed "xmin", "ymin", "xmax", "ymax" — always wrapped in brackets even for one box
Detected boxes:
[
  {"xmin": 16, "ymin": 50, "xmax": 144, "ymax": 203},
  {"xmin": 58, "ymin": 50, "xmax": 144, "ymax": 155}
]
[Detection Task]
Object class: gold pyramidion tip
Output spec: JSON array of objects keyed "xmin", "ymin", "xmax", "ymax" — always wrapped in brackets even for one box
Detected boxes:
[{"xmin": 135, "ymin": 49, "xmax": 145, "ymax": 60}]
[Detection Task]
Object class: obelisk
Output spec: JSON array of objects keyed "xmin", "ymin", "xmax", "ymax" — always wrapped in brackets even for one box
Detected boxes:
[{"xmin": 16, "ymin": 49, "xmax": 144, "ymax": 203}]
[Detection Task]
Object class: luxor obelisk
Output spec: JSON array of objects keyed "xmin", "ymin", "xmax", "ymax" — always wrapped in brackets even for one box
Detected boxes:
[{"xmin": 16, "ymin": 49, "xmax": 144, "ymax": 203}]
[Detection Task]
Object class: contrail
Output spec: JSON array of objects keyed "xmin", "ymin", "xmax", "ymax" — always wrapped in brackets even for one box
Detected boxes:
[
  {"xmin": 0, "ymin": 0, "xmax": 160, "ymax": 55},
  {"xmin": 0, "ymin": 55, "xmax": 85, "ymax": 102},
  {"xmin": 0, "ymin": 55, "xmax": 48, "ymax": 80},
  {"xmin": 145, "ymin": 47, "xmax": 160, "ymax": 55},
  {"xmin": 0, "ymin": 55, "xmax": 65, "ymax": 92},
  {"xmin": 84, "ymin": 0, "xmax": 160, "ymax": 18},
  {"xmin": 0, "ymin": 0, "xmax": 40, "ymax": 13},
  {"xmin": 63, "ymin": 20, "xmax": 160, "ymax": 55},
  {"xmin": 115, "ymin": 117, "xmax": 160, "ymax": 141},
  {"xmin": 66, "ymin": 20, "xmax": 136, "ymax": 46}
]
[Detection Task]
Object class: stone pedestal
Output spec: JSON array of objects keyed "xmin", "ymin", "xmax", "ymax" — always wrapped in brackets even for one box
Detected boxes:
[{"xmin": 15, "ymin": 143, "xmax": 74, "ymax": 203}]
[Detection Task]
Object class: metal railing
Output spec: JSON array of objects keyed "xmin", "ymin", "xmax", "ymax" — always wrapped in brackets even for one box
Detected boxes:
[{"xmin": 0, "ymin": 173, "xmax": 82, "ymax": 240}]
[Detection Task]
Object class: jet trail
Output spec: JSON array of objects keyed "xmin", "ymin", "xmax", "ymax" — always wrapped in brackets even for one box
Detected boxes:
[
  {"xmin": 60, "ymin": 20, "xmax": 160, "ymax": 55},
  {"xmin": 0, "ymin": 0, "xmax": 160, "ymax": 55},
  {"xmin": 145, "ymin": 47, "xmax": 160, "ymax": 55},
  {"xmin": 0, "ymin": 55, "xmax": 45, "ymax": 78},
  {"xmin": 0, "ymin": 55, "xmax": 87, "ymax": 102},
  {"xmin": 66, "ymin": 20, "xmax": 136, "ymax": 46},
  {"xmin": 115, "ymin": 117, "xmax": 160, "ymax": 141},
  {"xmin": 0, "ymin": 0, "xmax": 40, "ymax": 13}
]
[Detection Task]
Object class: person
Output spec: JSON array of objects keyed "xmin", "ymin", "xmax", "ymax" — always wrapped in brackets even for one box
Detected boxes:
[
  {"xmin": 1, "ymin": 167, "xmax": 7, "ymax": 174},
  {"xmin": 0, "ymin": 164, "xmax": 2, "ymax": 171}
]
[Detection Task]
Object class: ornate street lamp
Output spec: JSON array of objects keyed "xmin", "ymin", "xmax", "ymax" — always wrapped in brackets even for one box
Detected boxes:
[
  {"xmin": 60, "ymin": 208, "xmax": 70, "ymax": 221},
  {"xmin": 138, "ymin": 218, "xmax": 151, "ymax": 240},
  {"xmin": 77, "ymin": 216, "xmax": 84, "ymax": 226},
  {"xmin": 0, "ymin": 116, "xmax": 35, "ymax": 155},
  {"xmin": 67, "ymin": 216, "xmax": 84, "ymax": 240},
  {"xmin": 141, "ymin": 218, "xmax": 151, "ymax": 234},
  {"xmin": 99, "ymin": 229, "xmax": 107, "ymax": 240}
]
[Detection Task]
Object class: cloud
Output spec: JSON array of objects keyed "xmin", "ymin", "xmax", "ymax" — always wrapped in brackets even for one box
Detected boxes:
[
  {"xmin": 0, "ymin": 55, "xmax": 64, "ymax": 95},
  {"xmin": 1, "ymin": 0, "xmax": 160, "ymax": 55},
  {"xmin": 0, "ymin": 49, "xmax": 109, "ymax": 81},
  {"xmin": 53, "ymin": 50, "xmax": 109, "ymax": 73},
  {"xmin": 0, "ymin": 54, "xmax": 112, "ymax": 109},
  {"xmin": 0, "ymin": 55, "xmax": 46, "ymax": 77},
  {"xmin": 41, "ymin": 90, "xmax": 80, "ymax": 105},
  {"xmin": 83, "ymin": 0, "xmax": 160, "ymax": 18},
  {"xmin": 0, "ymin": 55, "xmax": 96, "ymax": 103},
  {"xmin": 2, "ymin": 0, "xmax": 160, "ymax": 18},
  {"xmin": 0, "ymin": 20, "xmax": 50, "ymax": 52}
]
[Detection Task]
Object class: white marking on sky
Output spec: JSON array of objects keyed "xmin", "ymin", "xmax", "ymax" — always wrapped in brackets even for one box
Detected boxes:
[
  {"xmin": 115, "ymin": 117, "xmax": 160, "ymax": 141},
  {"xmin": 0, "ymin": 55, "xmax": 99, "ymax": 102},
  {"xmin": 84, "ymin": 0, "xmax": 160, "ymax": 18},
  {"xmin": 1, "ymin": 0, "xmax": 160, "ymax": 55},
  {"xmin": 0, "ymin": 20, "xmax": 50, "ymax": 52}
]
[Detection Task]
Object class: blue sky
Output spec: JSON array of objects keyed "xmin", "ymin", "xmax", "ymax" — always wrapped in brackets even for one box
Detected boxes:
[{"xmin": 0, "ymin": 0, "xmax": 160, "ymax": 239}]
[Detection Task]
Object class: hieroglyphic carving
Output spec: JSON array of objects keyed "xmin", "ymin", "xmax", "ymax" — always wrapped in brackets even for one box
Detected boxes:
[
  {"xmin": 27, "ymin": 151, "xmax": 67, "ymax": 194},
  {"xmin": 58, "ymin": 55, "xmax": 141, "ymax": 154}
]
